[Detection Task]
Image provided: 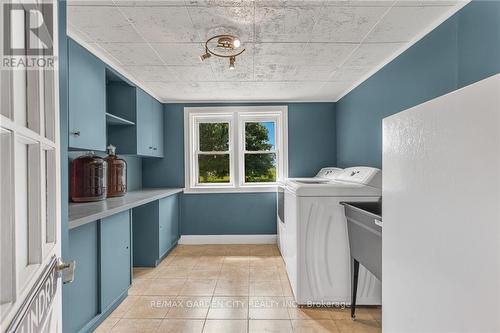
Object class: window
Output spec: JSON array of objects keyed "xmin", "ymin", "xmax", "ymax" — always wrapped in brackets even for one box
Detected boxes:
[
  {"xmin": 185, "ymin": 106, "xmax": 287, "ymax": 192},
  {"xmin": 196, "ymin": 119, "xmax": 231, "ymax": 185}
]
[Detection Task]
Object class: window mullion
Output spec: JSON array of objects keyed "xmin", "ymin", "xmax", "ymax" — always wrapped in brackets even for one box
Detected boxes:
[
  {"xmin": 197, "ymin": 151, "xmax": 230, "ymax": 155},
  {"xmin": 232, "ymin": 111, "xmax": 239, "ymax": 188},
  {"xmin": 243, "ymin": 150, "xmax": 277, "ymax": 155}
]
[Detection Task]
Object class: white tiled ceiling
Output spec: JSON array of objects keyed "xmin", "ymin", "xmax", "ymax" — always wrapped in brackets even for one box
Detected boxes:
[{"xmin": 67, "ymin": 0, "xmax": 467, "ymax": 102}]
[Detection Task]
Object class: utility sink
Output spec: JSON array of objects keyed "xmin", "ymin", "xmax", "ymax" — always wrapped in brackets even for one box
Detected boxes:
[{"xmin": 341, "ymin": 200, "xmax": 382, "ymax": 318}]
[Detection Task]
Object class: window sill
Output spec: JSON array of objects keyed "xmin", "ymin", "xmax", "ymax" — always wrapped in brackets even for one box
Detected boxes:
[{"xmin": 183, "ymin": 186, "xmax": 278, "ymax": 194}]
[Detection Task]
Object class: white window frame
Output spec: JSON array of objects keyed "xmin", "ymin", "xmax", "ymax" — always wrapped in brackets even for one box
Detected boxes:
[
  {"xmin": 184, "ymin": 106, "xmax": 288, "ymax": 193},
  {"xmin": 193, "ymin": 114, "xmax": 234, "ymax": 189}
]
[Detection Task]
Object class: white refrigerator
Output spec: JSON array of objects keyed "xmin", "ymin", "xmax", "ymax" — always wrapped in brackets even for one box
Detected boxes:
[{"xmin": 382, "ymin": 74, "xmax": 500, "ymax": 332}]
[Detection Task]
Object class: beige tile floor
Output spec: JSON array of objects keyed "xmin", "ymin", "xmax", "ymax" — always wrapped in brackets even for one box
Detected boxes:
[{"xmin": 94, "ymin": 244, "xmax": 381, "ymax": 333}]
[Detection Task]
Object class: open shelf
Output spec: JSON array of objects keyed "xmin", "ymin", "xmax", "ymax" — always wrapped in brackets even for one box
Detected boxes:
[{"xmin": 106, "ymin": 113, "xmax": 135, "ymax": 126}]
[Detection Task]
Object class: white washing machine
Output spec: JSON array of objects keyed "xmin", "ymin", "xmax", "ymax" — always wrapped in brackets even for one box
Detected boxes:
[
  {"xmin": 280, "ymin": 167, "xmax": 382, "ymax": 306},
  {"xmin": 277, "ymin": 167, "xmax": 343, "ymax": 256}
]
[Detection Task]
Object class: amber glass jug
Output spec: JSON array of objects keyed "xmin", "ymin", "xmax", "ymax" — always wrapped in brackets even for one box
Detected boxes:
[
  {"xmin": 105, "ymin": 145, "xmax": 127, "ymax": 197},
  {"xmin": 70, "ymin": 152, "xmax": 107, "ymax": 202}
]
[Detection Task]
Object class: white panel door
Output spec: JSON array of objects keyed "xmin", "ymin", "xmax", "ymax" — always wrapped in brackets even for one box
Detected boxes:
[
  {"xmin": 382, "ymin": 74, "xmax": 500, "ymax": 332},
  {"xmin": 1, "ymin": 1, "xmax": 65, "ymax": 332}
]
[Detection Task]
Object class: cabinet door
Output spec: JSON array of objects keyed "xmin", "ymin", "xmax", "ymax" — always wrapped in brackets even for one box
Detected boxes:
[
  {"xmin": 132, "ymin": 201, "xmax": 160, "ymax": 267},
  {"xmin": 68, "ymin": 39, "xmax": 106, "ymax": 151},
  {"xmin": 158, "ymin": 213, "xmax": 168, "ymax": 257},
  {"xmin": 64, "ymin": 222, "xmax": 100, "ymax": 333},
  {"xmin": 159, "ymin": 195, "xmax": 179, "ymax": 256},
  {"xmin": 136, "ymin": 89, "xmax": 153, "ymax": 156},
  {"xmin": 100, "ymin": 210, "xmax": 131, "ymax": 310},
  {"xmin": 152, "ymin": 100, "xmax": 164, "ymax": 157}
]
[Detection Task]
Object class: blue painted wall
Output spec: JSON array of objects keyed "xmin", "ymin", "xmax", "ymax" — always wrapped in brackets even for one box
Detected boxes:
[
  {"xmin": 336, "ymin": 1, "xmax": 500, "ymax": 168},
  {"xmin": 288, "ymin": 103, "xmax": 337, "ymax": 177},
  {"xmin": 143, "ymin": 102, "xmax": 336, "ymax": 235},
  {"xmin": 122, "ymin": 156, "xmax": 143, "ymax": 191},
  {"xmin": 181, "ymin": 193, "xmax": 278, "ymax": 235}
]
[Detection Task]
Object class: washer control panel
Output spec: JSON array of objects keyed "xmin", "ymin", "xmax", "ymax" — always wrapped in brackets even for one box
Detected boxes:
[
  {"xmin": 336, "ymin": 167, "xmax": 382, "ymax": 187},
  {"xmin": 315, "ymin": 167, "xmax": 344, "ymax": 180}
]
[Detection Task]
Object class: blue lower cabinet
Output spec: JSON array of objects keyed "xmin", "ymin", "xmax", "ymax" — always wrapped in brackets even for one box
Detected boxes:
[
  {"xmin": 133, "ymin": 194, "xmax": 180, "ymax": 267},
  {"xmin": 100, "ymin": 210, "xmax": 132, "ymax": 310},
  {"xmin": 63, "ymin": 211, "xmax": 132, "ymax": 333},
  {"xmin": 160, "ymin": 195, "xmax": 179, "ymax": 254},
  {"xmin": 64, "ymin": 222, "xmax": 100, "ymax": 333}
]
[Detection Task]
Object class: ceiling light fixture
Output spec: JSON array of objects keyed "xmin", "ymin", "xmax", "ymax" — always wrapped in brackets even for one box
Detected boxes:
[{"xmin": 200, "ymin": 34, "xmax": 245, "ymax": 70}]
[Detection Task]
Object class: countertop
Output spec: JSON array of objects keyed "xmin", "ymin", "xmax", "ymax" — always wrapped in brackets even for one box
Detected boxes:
[{"xmin": 69, "ymin": 188, "xmax": 183, "ymax": 230}]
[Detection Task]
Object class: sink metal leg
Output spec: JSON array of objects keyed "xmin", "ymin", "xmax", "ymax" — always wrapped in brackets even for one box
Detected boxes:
[{"xmin": 351, "ymin": 258, "xmax": 360, "ymax": 319}]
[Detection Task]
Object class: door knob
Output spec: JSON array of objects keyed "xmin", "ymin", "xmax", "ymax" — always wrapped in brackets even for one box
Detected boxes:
[{"xmin": 56, "ymin": 258, "xmax": 76, "ymax": 284}]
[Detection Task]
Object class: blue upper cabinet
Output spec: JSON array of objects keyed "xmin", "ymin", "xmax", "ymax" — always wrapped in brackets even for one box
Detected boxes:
[
  {"xmin": 137, "ymin": 89, "xmax": 164, "ymax": 157},
  {"xmin": 136, "ymin": 89, "xmax": 154, "ymax": 156},
  {"xmin": 152, "ymin": 99, "xmax": 164, "ymax": 157},
  {"xmin": 68, "ymin": 39, "xmax": 106, "ymax": 151},
  {"xmin": 107, "ymin": 86, "xmax": 164, "ymax": 158}
]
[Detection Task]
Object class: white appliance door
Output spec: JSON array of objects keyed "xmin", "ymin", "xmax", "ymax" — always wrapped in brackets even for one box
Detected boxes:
[
  {"xmin": 1, "ymin": 2, "xmax": 68, "ymax": 332},
  {"xmin": 277, "ymin": 186, "xmax": 286, "ymax": 255},
  {"xmin": 383, "ymin": 74, "xmax": 500, "ymax": 332},
  {"xmin": 283, "ymin": 188, "xmax": 298, "ymax": 293}
]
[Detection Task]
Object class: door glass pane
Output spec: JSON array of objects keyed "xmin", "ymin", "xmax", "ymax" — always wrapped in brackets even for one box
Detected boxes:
[
  {"xmin": 245, "ymin": 153, "xmax": 276, "ymax": 183},
  {"xmin": 199, "ymin": 122, "xmax": 229, "ymax": 151},
  {"xmin": 245, "ymin": 122, "xmax": 275, "ymax": 151},
  {"xmin": 198, "ymin": 154, "xmax": 230, "ymax": 183},
  {"xmin": 41, "ymin": 149, "xmax": 47, "ymax": 245},
  {"xmin": 1, "ymin": 70, "xmax": 13, "ymax": 119},
  {"xmin": 15, "ymin": 139, "xmax": 29, "ymax": 272},
  {"xmin": 11, "ymin": 9, "xmax": 28, "ymax": 127},
  {"xmin": 45, "ymin": 149, "xmax": 56, "ymax": 243},
  {"xmin": 43, "ymin": 69, "xmax": 56, "ymax": 141},
  {"xmin": 0, "ymin": 129, "xmax": 14, "ymax": 303}
]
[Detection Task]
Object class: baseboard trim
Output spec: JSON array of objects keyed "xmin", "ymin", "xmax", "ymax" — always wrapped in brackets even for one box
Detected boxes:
[{"xmin": 178, "ymin": 234, "xmax": 277, "ymax": 245}]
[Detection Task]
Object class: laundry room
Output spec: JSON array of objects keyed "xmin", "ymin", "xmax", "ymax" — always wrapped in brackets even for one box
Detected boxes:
[{"xmin": 0, "ymin": 1, "xmax": 499, "ymax": 333}]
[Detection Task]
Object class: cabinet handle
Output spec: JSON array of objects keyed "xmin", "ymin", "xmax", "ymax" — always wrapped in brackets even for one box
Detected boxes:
[
  {"xmin": 71, "ymin": 130, "xmax": 81, "ymax": 137},
  {"xmin": 149, "ymin": 146, "xmax": 153, "ymax": 150},
  {"xmin": 153, "ymin": 147, "xmax": 157, "ymax": 151}
]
